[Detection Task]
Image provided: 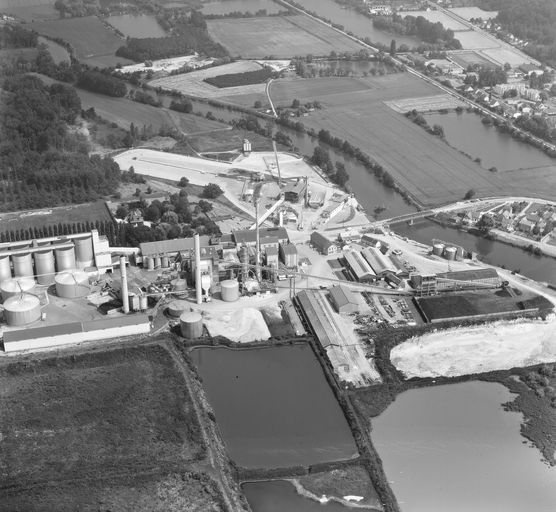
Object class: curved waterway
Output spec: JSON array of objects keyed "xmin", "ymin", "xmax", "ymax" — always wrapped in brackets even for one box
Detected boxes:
[
  {"xmin": 393, "ymin": 219, "xmax": 556, "ymax": 284},
  {"xmin": 371, "ymin": 381, "xmax": 556, "ymax": 512},
  {"xmin": 190, "ymin": 344, "xmax": 357, "ymax": 468},
  {"xmin": 425, "ymin": 111, "xmax": 556, "ymax": 172},
  {"xmin": 243, "ymin": 480, "xmax": 355, "ymax": 511}
]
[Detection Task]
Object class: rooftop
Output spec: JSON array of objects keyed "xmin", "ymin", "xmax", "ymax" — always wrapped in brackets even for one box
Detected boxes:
[
  {"xmin": 329, "ymin": 285, "xmax": 358, "ymax": 309},
  {"xmin": 437, "ymin": 268, "xmax": 499, "ymax": 282}
]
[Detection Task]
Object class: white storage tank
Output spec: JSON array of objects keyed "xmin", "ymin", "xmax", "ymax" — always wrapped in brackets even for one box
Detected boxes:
[
  {"xmin": 154, "ymin": 256, "xmax": 161, "ymax": 269},
  {"xmin": 34, "ymin": 249, "xmax": 56, "ymax": 285},
  {"xmin": 55, "ymin": 245, "xmax": 76, "ymax": 272},
  {"xmin": 55, "ymin": 270, "xmax": 90, "ymax": 298},
  {"xmin": 171, "ymin": 278, "xmax": 188, "ymax": 298},
  {"xmin": 0, "ymin": 255, "xmax": 11, "ymax": 282},
  {"xmin": 444, "ymin": 246, "xmax": 457, "ymax": 261},
  {"xmin": 167, "ymin": 299, "xmax": 189, "ymax": 318},
  {"xmin": 12, "ymin": 252, "xmax": 34, "ymax": 278},
  {"xmin": 161, "ymin": 255, "xmax": 169, "ymax": 268},
  {"xmin": 180, "ymin": 311, "xmax": 203, "ymax": 339},
  {"xmin": 432, "ymin": 243, "xmax": 445, "ymax": 257},
  {"xmin": 74, "ymin": 236, "xmax": 94, "ymax": 268},
  {"xmin": 3, "ymin": 293, "xmax": 41, "ymax": 326},
  {"xmin": 146, "ymin": 257, "xmax": 154, "ymax": 271},
  {"xmin": 0, "ymin": 277, "xmax": 35, "ymax": 302},
  {"xmin": 221, "ymin": 279, "xmax": 239, "ymax": 302}
]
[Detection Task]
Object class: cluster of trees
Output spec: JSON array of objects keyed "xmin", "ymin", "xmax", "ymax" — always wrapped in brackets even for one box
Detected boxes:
[
  {"xmin": 129, "ymin": 89, "xmax": 162, "ymax": 106},
  {"xmin": 373, "ymin": 15, "xmax": 462, "ymax": 49},
  {"xmin": 0, "ymin": 75, "xmax": 121, "ymax": 211},
  {"xmin": 203, "ymin": 8, "xmax": 292, "ymax": 20},
  {"xmin": 405, "ymin": 110, "xmax": 444, "ymax": 138},
  {"xmin": 310, "ymin": 147, "xmax": 349, "ymax": 187},
  {"xmin": 169, "ymin": 99, "xmax": 193, "ymax": 113},
  {"xmin": 77, "ymin": 70, "xmax": 127, "ymax": 97},
  {"xmin": 116, "ymin": 11, "xmax": 228, "ymax": 62},
  {"xmin": 204, "ymin": 68, "xmax": 274, "ymax": 89},
  {"xmin": 515, "ymin": 115, "xmax": 556, "ymax": 143},
  {"xmin": 0, "ymin": 24, "xmax": 37, "ymax": 48}
]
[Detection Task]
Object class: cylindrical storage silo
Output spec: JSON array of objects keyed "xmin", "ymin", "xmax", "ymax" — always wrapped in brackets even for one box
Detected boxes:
[
  {"xmin": 0, "ymin": 254, "xmax": 12, "ymax": 282},
  {"xmin": 432, "ymin": 243, "xmax": 445, "ymax": 257},
  {"xmin": 74, "ymin": 237, "xmax": 94, "ymax": 268},
  {"xmin": 12, "ymin": 252, "xmax": 34, "ymax": 278},
  {"xmin": 139, "ymin": 295, "xmax": 148, "ymax": 311},
  {"xmin": 146, "ymin": 257, "xmax": 154, "ymax": 271},
  {"xmin": 444, "ymin": 246, "xmax": 457, "ymax": 261},
  {"xmin": 55, "ymin": 270, "xmax": 90, "ymax": 298},
  {"xmin": 167, "ymin": 299, "xmax": 189, "ymax": 318},
  {"xmin": 1, "ymin": 277, "xmax": 35, "ymax": 302},
  {"xmin": 171, "ymin": 278, "xmax": 187, "ymax": 298},
  {"xmin": 55, "ymin": 246, "xmax": 76, "ymax": 272},
  {"xmin": 3, "ymin": 293, "xmax": 41, "ymax": 326},
  {"xmin": 161, "ymin": 255, "xmax": 169, "ymax": 268},
  {"xmin": 221, "ymin": 279, "xmax": 239, "ymax": 302},
  {"xmin": 180, "ymin": 311, "xmax": 203, "ymax": 339},
  {"xmin": 34, "ymin": 250, "xmax": 56, "ymax": 285},
  {"xmin": 154, "ymin": 256, "xmax": 161, "ymax": 269}
]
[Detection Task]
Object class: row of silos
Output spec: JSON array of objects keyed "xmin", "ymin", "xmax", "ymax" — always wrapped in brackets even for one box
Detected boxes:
[
  {"xmin": 0, "ymin": 236, "xmax": 94, "ymax": 283},
  {"xmin": 143, "ymin": 255, "xmax": 171, "ymax": 271},
  {"xmin": 431, "ymin": 243, "xmax": 458, "ymax": 261},
  {"xmin": 3, "ymin": 293, "xmax": 42, "ymax": 326}
]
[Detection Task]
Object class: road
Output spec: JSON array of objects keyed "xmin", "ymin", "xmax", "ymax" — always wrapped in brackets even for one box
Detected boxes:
[
  {"xmin": 276, "ymin": 0, "xmax": 556, "ymax": 153},
  {"xmin": 265, "ymin": 78, "xmax": 278, "ymax": 118}
]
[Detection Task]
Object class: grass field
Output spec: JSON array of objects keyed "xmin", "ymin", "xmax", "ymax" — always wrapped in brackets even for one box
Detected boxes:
[
  {"xmin": 0, "ymin": 344, "xmax": 220, "ymax": 510},
  {"xmin": 399, "ymin": 10, "xmax": 469, "ymax": 31},
  {"xmin": 0, "ymin": 201, "xmax": 112, "ymax": 235},
  {"xmin": 31, "ymin": 16, "xmax": 133, "ymax": 67},
  {"xmin": 385, "ymin": 93, "xmax": 465, "ymax": 113},
  {"xmin": 0, "ymin": 0, "xmax": 59, "ymax": 21},
  {"xmin": 149, "ymin": 61, "xmax": 266, "ymax": 99},
  {"xmin": 449, "ymin": 50, "xmax": 496, "ymax": 68},
  {"xmin": 207, "ymin": 15, "xmax": 365, "ymax": 58},
  {"xmin": 269, "ymin": 74, "xmax": 555, "ymax": 206},
  {"xmin": 449, "ymin": 6, "xmax": 498, "ymax": 21}
]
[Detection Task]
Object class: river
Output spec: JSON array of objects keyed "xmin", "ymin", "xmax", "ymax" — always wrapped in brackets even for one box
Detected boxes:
[
  {"xmin": 291, "ymin": 0, "xmax": 421, "ymax": 47},
  {"xmin": 242, "ymin": 480, "xmax": 355, "ymax": 511},
  {"xmin": 393, "ymin": 218, "xmax": 556, "ymax": 284},
  {"xmin": 372, "ymin": 381, "xmax": 556, "ymax": 512},
  {"xmin": 190, "ymin": 344, "xmax": 357, "ymax": 468},
  {"xmin": 425, "ymin": 111, "xmax": 556, "ymax": 172}
]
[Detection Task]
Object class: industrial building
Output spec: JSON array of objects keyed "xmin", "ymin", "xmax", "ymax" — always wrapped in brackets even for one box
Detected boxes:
[
  {"xmin": 344, "ymin": 251, "xmax": 376, "ymax": 283},
  {"xmin": 295, "ymin": 290, "xmax": 338, "ymax": 348},
  {"xmin": 311, "ymin": 231, "xmax": 337, "ymax": 255},
  {"xmin": 329, "ymin": 285, "xmax": 359, "ymax": 314},
  {"xmin": 232, "ymin": 227, "xmax": 289, "ymax": 247},
  {"xmin": 411, "ymin": 268, "xmax": 501, "ymax": 295},
  {"xmin": 2, "ymin": 314, "xmax": 150, "ymax": 352},
  {"xmin": 361, "ymin": 247, "xmax": 396, "ymax": 278},
  {"xmin": 283, "ymin": 178, "xmax": 308, "ymax": 203},
  {"xmin": 279, "ymin": 243, "xmax": 298, "ymax": 268}
]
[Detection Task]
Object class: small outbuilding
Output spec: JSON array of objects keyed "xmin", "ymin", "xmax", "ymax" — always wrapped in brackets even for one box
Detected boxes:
[{"xmin": 329, "ymin": 285, "xmax": 359, "ymax": 314}]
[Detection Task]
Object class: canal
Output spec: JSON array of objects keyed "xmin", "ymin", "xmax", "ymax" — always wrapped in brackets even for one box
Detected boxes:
[
  {"xmin": 425, "ymin": 111, "xmax": 556, "ymax": 172},
  {"xmin": 371, "ymin": 381, "xmax": 556, "ymax": 512},
  {"xmin": 393, "ymin": 218, "xmax": 556, "ymax": 284},
  {"xmin": 190, "ymin": 344, "xmax": 358, "ymax": 469}
]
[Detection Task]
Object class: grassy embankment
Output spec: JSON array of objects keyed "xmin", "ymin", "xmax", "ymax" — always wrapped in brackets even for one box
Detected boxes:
[{"xmin": 0, "ymin": 342, "xmax": 233, "ymax": 511}]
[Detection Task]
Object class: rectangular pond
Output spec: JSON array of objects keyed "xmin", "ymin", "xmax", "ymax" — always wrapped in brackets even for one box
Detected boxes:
[{"xmin": 191, "ymin": 344, "xmax": 358, "ymax": 468}]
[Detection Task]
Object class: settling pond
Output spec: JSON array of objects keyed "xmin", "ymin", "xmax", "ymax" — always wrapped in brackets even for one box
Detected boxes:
[
  {"xmin": 190, "ymin": 344, "xmax": 357, "ymax": 468},
  {"xmin": 243, "ymin": 480, "xmax": 355, "ymax": 511},
  {"xmin": 393, "ymin": 218, "xmax": 556, "ymax": 285},
  {"xmin": 425, "ymin": 111, "xmax": 556, "ymax": 172},
  {"xmin": 372, "ymin": 381, "xmax": 556, "ymax": 512}
]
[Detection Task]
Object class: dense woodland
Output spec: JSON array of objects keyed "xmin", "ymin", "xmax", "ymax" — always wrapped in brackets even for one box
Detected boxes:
[
  {"xmin": 204, "ymin": 68, "xmax": 274, "ymax": 88},
  {"xmin": 373, "ymin": 15, "xmax": 462, "ymax": 50},
  {"xmin": 479, "ymin": 0, "xmax": 556, "ymax": 66},
  {"xmin": 116, "ymin": 11, "xmax": 228, "ymax": 62},
  {"xmin": 0, "ymin": 74, "xmax": 121, "ymax": 211}
]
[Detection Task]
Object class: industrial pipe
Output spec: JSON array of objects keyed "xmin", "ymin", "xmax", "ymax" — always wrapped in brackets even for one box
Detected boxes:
[
  {"xmin": 120, "ymin": 255, "xmax": 129, "ymax": 314},
  {"xmin": 194, "ymin": 233, "xmax": 202, "ymax": 305}
]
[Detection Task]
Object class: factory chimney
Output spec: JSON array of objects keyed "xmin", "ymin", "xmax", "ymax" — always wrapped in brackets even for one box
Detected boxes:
[
  {"xmin": 194, "ymin": 233, "xmax": 202, "ymax": 304},
  {"xmin": 120, "ymin": 255, "xmax": 129, "ymax": 314}
]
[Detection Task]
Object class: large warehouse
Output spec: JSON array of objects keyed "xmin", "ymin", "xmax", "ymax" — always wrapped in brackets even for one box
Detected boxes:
[
  {"xmin": 329, "ymin": 285, "xmax": 359, "ymax": 314},
  {"xmin": 344, "ymin": 251, "xmax": 376, "ymax": 282}
]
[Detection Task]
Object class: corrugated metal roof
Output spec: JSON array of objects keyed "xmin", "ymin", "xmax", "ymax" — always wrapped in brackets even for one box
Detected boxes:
[
  {"xmin": 3, "ymin": 322, "xmax": 83, "ymax": 343},
  {"xmin": 82, "ymin": 314, "xmax": 149, "ymax": 332},
  {"xmin": 361, "ymin": 247, "xmax": 396, "ymax": 275},
  {"xmin": 344, "ymin": 251, "xmax": 375, "ymax": 280},
  {"xmin": 437, "ymin": 268, "xmax": 499, "ymax": 282},
  {"xmin": 329, "ymin": 285, "xmax": 358, "ymax": 308},
  {"xmin": 233, "ymin": 227, "xmax": 288, "ymax": 245},
  {"xmin": 140, "ymin": 236, "xmax": 210, "ymax": 256},
  {"xmin": 296, "ymin": 290, "xmax": 337, "ymax": 348}
]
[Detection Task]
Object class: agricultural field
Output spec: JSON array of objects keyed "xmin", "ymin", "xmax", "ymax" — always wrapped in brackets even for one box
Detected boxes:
[
  {"xmin": 31, "ymin": 16, "xmax": 133, "ymax": 68},
  {"xmin": 480, "ymin": 46, "xmax": 534, "ymax": 67},
  {"xmin": 449, "ymin": 50, "xmax": 496, "ymax": 68},
  {"xmin": 448, "ymin": 6, "xmax": 498, "ymax": 21},
  {"xmin": 0, "ymin": 201, "xmax": 112, "ymax": 237},
  {"xmin": 206, "ymin": 15, "xmax": 366, "ymax": 59},
  {"xmin": 149, "ymin": 60, "xmax": 267, "ymax": 99},
  {"xmin": 385, "ymin": 93, "xmax": 465, "ymax": 113},
  {"xmin": 0, "ymin": 0, "xmax": 58, "ymax": 21},
  {"xmin": 270, "ymin": 74, "xmax": 556, "ymax": 206},
  {"xmin": 0, "ymin": 344, "xmax": 223, "ymax": 511}
]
